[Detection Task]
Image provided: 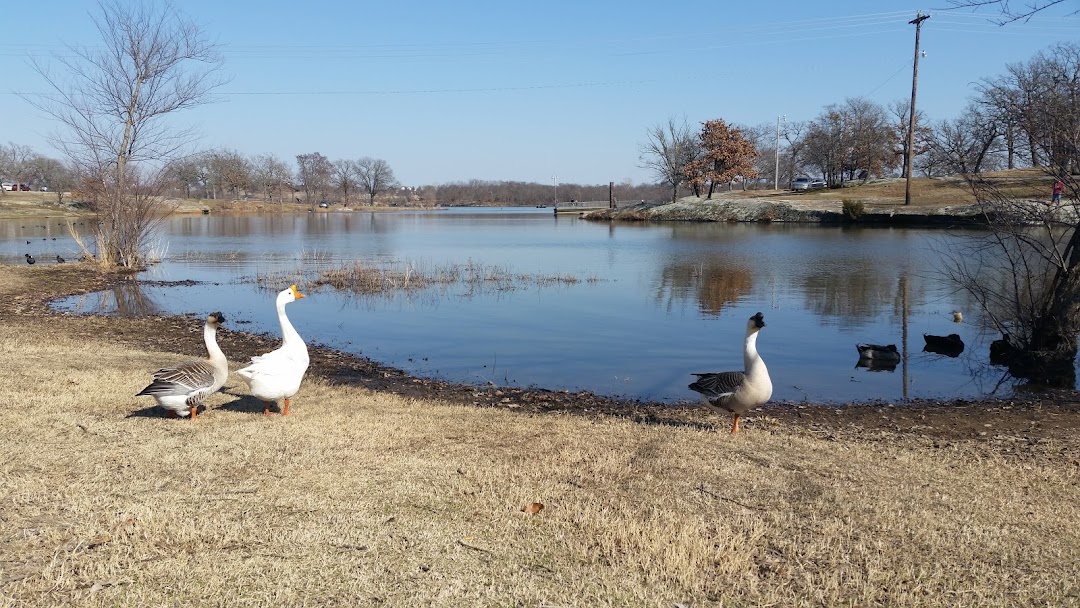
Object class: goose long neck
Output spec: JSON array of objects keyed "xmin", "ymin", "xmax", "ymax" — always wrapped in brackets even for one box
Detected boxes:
[
  {"xmin": 204, "ymin": 323, "xmax": 225, "ymax": 363},
  {"xmin": 743, "ymin": 330, "xmax": 761, "ymax": 370},
  {"xmin": 277, "ymin": 300, "xmax": 302, "ymax": 346}
]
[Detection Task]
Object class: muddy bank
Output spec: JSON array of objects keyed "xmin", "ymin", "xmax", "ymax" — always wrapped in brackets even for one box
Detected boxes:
[{"xmin": 3, "ymin": 264, "xmax": 1079, "ymax": 461}]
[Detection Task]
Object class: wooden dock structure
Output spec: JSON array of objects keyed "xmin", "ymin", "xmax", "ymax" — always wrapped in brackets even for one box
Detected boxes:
[
  {"xmin": 553, "ymin": 201, "xmax": 609, "ymax": 215},
  {"xmin": 552, "ymin": 183, "xmax": 620, "ymax": 215}
]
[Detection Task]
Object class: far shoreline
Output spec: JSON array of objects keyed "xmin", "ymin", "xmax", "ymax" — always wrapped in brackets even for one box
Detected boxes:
[{"xmin": 584, "ymin": 195, "xmax": 991, "ymax": 226}]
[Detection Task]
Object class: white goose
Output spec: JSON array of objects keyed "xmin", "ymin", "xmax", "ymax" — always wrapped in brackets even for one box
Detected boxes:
[
  {"xmin": 237, "ymin": 285, "xmax": 309, "ymax": 415},
  {"xmin": 689, "ymin": 311, "xmax": 773, "ymax": 434},
  {"xmin": 136, "ymin": 312, "xmax": 228, "ymax": 419}
]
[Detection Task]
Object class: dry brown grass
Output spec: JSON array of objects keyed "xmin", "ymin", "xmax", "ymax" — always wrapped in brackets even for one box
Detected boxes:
[
  {"xmin": 0, "ymin": 192, "xmax": 79, "ymax": 220},
  {"xmin": 727, "ymin": 169, "xmax": 1055, "ymax": 208},
  {"xmin": 1, "ymin": 302, "xmax": 1078, "ymax": 606}
]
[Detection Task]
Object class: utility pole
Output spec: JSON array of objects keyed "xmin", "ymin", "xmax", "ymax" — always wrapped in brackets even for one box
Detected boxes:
[
  {"xmin": 905, "ymin": 11, "xmax": 929, "ymax": 206},
  {"xmin": 774, "ymin": 114, "xmax": 785, "ymax": 190}
]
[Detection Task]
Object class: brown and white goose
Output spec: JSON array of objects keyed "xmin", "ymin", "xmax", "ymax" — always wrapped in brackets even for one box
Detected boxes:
[
  {"xmin": 689, "ymin": 311, "xmax": 773, "ymax": 434},
  {"xmin": 137, "ymin": 312, "xmax": 229, "ymax": 419}
]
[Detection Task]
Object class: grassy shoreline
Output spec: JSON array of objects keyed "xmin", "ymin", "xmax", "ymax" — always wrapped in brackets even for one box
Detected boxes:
[{"xmin": 1, "ymin": 265, "xmax": 1078, "ymax": 606}]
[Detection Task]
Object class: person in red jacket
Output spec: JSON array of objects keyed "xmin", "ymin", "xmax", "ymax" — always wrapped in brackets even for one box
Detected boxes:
[{"xmin": 1052, "ymin": 178, "xmax": 1064, "ymax": 204}]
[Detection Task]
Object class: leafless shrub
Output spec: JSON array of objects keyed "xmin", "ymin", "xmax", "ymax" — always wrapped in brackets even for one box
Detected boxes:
[{"xmin": 936, "ymin": 176, "xmax": 1078, "ymax": 384}]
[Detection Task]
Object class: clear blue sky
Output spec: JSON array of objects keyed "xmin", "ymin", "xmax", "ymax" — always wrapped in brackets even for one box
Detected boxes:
[{"xmin": 2, "ymin": 1, "xmax": 1077, "ymax": 186}]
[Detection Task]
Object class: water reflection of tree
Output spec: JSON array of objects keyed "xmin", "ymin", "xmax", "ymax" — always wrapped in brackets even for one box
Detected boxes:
[
  {"xmin": 60, "ymin": 280, "xmax": 163, "ymax": 317},
  {"xmin": 800, "ymin": 261, "xmax": 900, "ymax": 325},
  {"xmin": 655, "ymin": 259, "xmax": 752, "ymax": 316},
  {"xmin": 106, "ymin": 281, "xmax": 163, "ymax": 317}
]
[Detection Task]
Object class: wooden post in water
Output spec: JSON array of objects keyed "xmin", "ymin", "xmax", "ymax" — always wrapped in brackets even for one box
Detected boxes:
[
  {"xmin": 609, "ymin": 182, "xmax": 616, "ymax": 209},
  {"xmin": 901, "ymin": 273, "xmax": 909, "ymax": 400}
]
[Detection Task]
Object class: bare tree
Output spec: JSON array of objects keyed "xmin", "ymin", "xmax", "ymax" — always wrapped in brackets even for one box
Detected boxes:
[
  {"xmin": 640, "ymin": 116, "xmax": 699, "ymax": 203},
  {"xmin": 206, "ymin": 149, "xmax": 252, "ymax": 200},
  {"xmin": 332, "ymin": 159, "xmax": 360, "ymax": 205},
  {"xmin": 24, "ymin": 0, "xmax": 225, "ymax": 269},
  {"xmin": 842, "ymin": 97, "xmax": 897, "ymax": 183},
  {"xmin": 978, "ymin": 43, "xmax": 1080, "ymax": 171},
  {"xmin": 930, "ymin": 103, "xmax": 1004, "ymax": 175},
  {"xmin": 0, "ymin": 143, "xmax": 35, "ymax": 196},
  {"xmin": 742, "ymin": 122, "xmax": 776, "ymax": 189},
  {"xmin": 805, "ymin": 99, "xmax": 897, "ymax": 186},
  {"xmin": 164, "ymin": 155, "xmax": 206, "ymax": 199},
  {"xmin": 976, "ymin": 79, "xmax": 1030, "ymax": 169},
  {"xmin": 356, "ymin": 157, "xmax": 397, "ymax": 206},
  {"xmin": 804, "ymin": 108, "xmax": 846, "ymax": 185},
  {"xmin": 295, "ymin": 152, "xmax": 332, "ymax": 209},
  {"xmin": 891, "ymin": 100, "xmax": 933, "ymax": 177},
  {"xmin": 25, "ymin": 154, "xmax": 77, "ymax": 204},
  {"xmin": 781, "ymin": 121, "xmax": 811, "ymax": 187},
  {"xmin": 253, "ymin": 154, "xmax": 293, "ymax": 206}
]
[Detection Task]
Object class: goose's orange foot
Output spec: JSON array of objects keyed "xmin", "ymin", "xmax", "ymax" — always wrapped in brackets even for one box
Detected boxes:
[
  {"xmin": 263, "ymin": 401, "xmax": 274, "ymax": 416},
  {"xmin": 730, "ymin": 415, "xmax": 741, "ymax": 434},
  {"xmin": 191, "ymin": 405, "xmax": 199, "ymax": 420},
  {"xmin": 282, "ymin": 398, "xmax": 290, "ymax": 416}
]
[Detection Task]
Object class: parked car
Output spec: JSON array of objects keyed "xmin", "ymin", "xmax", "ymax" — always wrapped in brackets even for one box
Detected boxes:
[
  {"xmin": 791, "ymin": 177, "xmax": 826, "ymax": 192},
  {"xmin": 15, "ymin": 183, "xmax": 30, "ymax": 191},
  {"xmin": 0, "ymin": 182, "xmax": 12, "ymax": 191},
  {"xmin": 791, "ymin": 177, "xmax": 812, "ymax": 191}
]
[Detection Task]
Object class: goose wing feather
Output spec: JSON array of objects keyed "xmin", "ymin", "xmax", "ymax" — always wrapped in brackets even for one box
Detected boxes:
[
  {"xmin": 137, "ymin": 360, "xmax": 217, "ymax": 397},
  {"xmin": 689, "ymin": 371, "xmax": 745, "ymax": 399},
  {"xmin": 238, "ymin": 347, "xmax": 306, "ymax": 375}
]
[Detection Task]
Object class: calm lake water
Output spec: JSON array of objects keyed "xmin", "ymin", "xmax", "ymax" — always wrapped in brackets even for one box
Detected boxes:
[{"xmin": 3, "ymin": 208, "xmax": 1031, "ymax": 404}]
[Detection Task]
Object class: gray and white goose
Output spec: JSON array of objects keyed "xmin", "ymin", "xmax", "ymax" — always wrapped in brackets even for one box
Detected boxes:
[
  {"xmin": 689, "ymin": 311, "xmax": 773, "ymax": 434},
  {"xmin": 136, "ymin": 312, "xmax": 229, "ymax": 419}
]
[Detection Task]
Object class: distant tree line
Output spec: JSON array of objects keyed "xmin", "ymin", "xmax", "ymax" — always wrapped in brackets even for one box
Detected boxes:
[
  {"xmin": 162, "ymin": 150, "xmax": 401, "ymax": 209},
  {"xmin": 425, "ymin": 179, "xmax": 670, "ymax": 206},
  {"xmin": 1, "ymin": 142, "xmax": 672, "ymax": 208},
  {"xmin": 641, "ymin": 41, "xmax": 1080, "ymax": 198}
]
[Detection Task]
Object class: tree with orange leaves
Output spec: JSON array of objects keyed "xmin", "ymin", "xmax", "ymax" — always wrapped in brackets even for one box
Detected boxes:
[{"xmin": 685, "ymin": 120, "xmax": 760, "ymax": 199}]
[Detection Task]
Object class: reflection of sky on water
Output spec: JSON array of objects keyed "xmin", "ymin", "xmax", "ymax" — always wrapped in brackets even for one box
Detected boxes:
[{"xmin": 5, "ymin": 208, "xmax": 1042, "ymax": 403}]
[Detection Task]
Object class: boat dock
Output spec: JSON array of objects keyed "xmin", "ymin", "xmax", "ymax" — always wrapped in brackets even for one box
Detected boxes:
[{"xmin": 553, "ymin": 201, "xmax": 610, "ymax": 215}]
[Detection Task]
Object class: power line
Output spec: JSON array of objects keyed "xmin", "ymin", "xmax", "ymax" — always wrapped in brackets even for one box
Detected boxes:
[{"xmin": 7, "ymin": 77, "xmax": 683, "ymax": 98}]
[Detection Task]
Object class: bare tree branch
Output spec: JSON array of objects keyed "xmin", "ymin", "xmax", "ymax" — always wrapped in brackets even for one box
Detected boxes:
[
  {"xmin": 944, "ymin": 0, "xmax": 1075, "ymax": 25},
  {"xmin": 639, "ymin": 116, "xmax": 698, "ymax": 203}
]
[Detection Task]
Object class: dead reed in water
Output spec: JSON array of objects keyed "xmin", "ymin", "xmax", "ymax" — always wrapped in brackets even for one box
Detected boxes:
[{"xmin": 311, "ymin": 259, "xmax": 588, "ymax": 295}]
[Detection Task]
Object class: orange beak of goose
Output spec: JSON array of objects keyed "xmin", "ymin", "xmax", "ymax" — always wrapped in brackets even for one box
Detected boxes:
[{"xmin": 290, "ymin": 284, "xmax": 306, "ymax": 299}]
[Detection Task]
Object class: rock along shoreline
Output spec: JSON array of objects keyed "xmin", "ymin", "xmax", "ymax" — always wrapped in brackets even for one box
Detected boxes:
[{"xmin": 584, "ymin": 197, "xmax": 992, "ymax": 226}]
